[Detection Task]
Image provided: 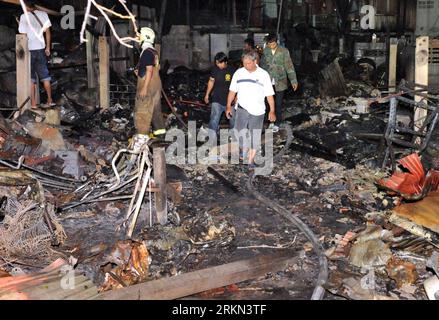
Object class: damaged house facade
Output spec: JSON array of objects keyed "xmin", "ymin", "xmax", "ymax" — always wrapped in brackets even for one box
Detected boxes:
[{"xmin": 0, "ymin": 0, "xmax": 438, "ymax": 303}]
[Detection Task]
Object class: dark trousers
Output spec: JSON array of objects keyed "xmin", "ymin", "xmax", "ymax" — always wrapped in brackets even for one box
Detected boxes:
[{"xmin": 274, "ymin": 90, "xmax": 285, "ymax": 126}]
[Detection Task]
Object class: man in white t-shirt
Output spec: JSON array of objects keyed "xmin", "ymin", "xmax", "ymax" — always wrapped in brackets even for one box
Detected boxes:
[
  {"xmin": 225, "ymin": 50, "xmax": 276, "ymax": 169},
  {"xmin": 18, "ymin": 0, "xmax": 54, "ymax": 108}
]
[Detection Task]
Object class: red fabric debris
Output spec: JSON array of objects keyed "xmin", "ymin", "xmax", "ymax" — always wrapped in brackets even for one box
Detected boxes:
[{"xmin": 378, "ymin": 153, "xmax": 439, "ymax": 200}]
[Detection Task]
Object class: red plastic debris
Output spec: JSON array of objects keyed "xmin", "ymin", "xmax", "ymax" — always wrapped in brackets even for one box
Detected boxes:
[{"xmin": 377, "ymin": 153, "xmax": 439, "ymax": 200}]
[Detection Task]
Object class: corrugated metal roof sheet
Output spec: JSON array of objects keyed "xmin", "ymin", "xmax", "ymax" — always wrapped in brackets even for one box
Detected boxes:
[{"xmin": 0, "ymin": 258, "xmax": 99, "ymax": 300}]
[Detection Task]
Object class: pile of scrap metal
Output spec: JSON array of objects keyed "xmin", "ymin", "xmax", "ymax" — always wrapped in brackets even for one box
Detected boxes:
[
  {"xmin": 325, "ymin": 222, "xmax": 438, "ymax": 300},
  {"xmin": 376, "ymin": 153, "xmax": 439, "ymax": 300},
  {"xmin": 378, "ymin": 153, "xmax": 439, "ymax": 201},
  {"xmin": 380, "ymin": 81, "xmax": 439, "ymax": 170},
  {"xmin": 322, "ymin": 151, "xmax": 438, "ymax": 300},
  {"xmin": 377, "ymin": 153, "xmax": 439, "ymax": 243}
]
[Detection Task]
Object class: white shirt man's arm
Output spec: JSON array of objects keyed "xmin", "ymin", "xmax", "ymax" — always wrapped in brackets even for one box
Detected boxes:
[
  {"xmin": 226, "ymin": 72, "xmax": 239, "ymax": 118},
  {"xmin": 41, "ymin": 12, "xmax": 52, "ymax": 56},
  {"xmin": 44, "ymin": 26, "xmax": 51, "ymax": 56},
  {"xmin": 18, "ymin": 14, "xmax": 27, "ymax": 34}
]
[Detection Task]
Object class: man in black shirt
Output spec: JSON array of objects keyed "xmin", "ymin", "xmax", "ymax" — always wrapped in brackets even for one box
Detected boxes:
[{"xmin": 204, "ymin": 52, "xmax": 235, "ymax": 141}]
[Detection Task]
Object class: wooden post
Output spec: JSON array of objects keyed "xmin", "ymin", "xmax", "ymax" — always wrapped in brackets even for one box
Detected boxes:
[
  {"xmin": 388, "ymin": 38, "xmax": 398, "ymax": 93},
  {"xmin": 16, "ymin": 34, "xmax": 31, "ymax": 112},
  {"xmin": 414, "ymin": 36, "xmax": 429, "ymax": 133},
  {"xmin": 86, "ymin": 25, "xmax": 96, "ymax": 89},
  {"xmin": 153, "ymin": 147, "xmax": 167, "ymax": 225},
  {"xmin": 98, "ymin": 36, "xmax": 110, "ymax": 110}
]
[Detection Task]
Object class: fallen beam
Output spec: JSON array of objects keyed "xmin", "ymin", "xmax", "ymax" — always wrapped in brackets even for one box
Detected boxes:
[
  {"xmin": 0, "ymin": 0, "xmax": 61, "ymax": 16},
  {"xmin": 95, "ymin": 253, "xmax": 298, "ymax": 300}
]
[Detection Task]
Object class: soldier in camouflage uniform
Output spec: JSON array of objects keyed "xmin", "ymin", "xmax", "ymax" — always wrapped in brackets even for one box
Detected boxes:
[{"xmin": 260, "ymin": 33, "xmax": 298, "ymax": 132}]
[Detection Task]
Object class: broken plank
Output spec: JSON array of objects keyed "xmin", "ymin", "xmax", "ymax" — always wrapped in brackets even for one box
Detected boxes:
[
  {"xmin": 153, "ymin": 147, "xmax": 167, "ymax": 225},
  {"xmin": 16, "ymin": 275, "xmax": 92, "ymax": 300},
  {"xmin": 63, "ymin": 283, "xmax": 100, "ymax": 300},
  {"xmin": 0, "ymin": 169, "xmax": 35, "ymax": 186},
  {"xmin": 389, "ymin": 214, "xmax": 439, "ymax": 247},
  {"xmin": 393, "ymin": 191, "xmax": 439, "ymax": 234},
  {"xmin": 95, "ymin": 253, "xmax": 299, "ymax": 300}
]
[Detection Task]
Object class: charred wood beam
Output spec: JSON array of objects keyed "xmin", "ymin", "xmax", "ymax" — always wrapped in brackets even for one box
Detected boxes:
[
  {"xmin": 162, "ymin": 89, "xmax": 188, "ymax": 130},
  {"xmin": 207, "ymin": 166, "xmax": 242, "ymax": 194},
  {"xmin": 95, "ymin": 253, "xmax": 299, "ymax": 300}
]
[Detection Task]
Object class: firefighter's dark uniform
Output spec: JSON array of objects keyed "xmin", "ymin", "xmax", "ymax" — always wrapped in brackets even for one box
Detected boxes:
[{"xmin": 134, "ymin": 46, "xmax": 166, "ymax": 135}]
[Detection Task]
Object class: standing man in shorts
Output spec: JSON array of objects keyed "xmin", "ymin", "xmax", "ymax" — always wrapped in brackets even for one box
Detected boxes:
[{"xmin": 19, "ymin": 0, "xmax": 54, "ymax": 108}]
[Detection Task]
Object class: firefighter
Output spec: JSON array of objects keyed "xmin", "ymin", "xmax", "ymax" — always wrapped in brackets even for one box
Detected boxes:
[{"xmin": 133, "ymin": 27, "xmax": 166, "ymax": 142}]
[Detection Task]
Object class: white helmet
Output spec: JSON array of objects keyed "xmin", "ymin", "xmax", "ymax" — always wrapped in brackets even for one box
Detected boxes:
[{"xmin": 140, "ymin": 27, "xmax": 155, "ymax": 44}]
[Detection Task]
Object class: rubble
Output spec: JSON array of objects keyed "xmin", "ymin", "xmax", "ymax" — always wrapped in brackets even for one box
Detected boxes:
[
  {"xmin": 386, "ymin": 256, "xmax": 419, "ymax": 288},
  {"xmin": 100, "ymin": 240, "xmax": 151, "ymax": 291},
  {"xmin": 0, "ymin": 2, "xmax": 437, "ymax": 301},
  {"xmin": 348, "ymin": 238, "xmax": 392, "ymax": 269}
]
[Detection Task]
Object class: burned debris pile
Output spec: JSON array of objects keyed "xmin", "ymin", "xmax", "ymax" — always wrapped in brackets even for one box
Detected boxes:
[
  {"xmin": 0, "ymin": 3, "xmax": 438, "ymax": 299},
  {"xmin": 0, "ymin": 51, "xmax": 438, "ymax": 299}
]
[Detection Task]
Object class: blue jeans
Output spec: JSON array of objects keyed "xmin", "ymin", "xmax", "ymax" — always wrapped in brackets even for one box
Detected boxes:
[
  {"xmin": 30, "ymin": 49, "xmax": 51, "ymax": 84},
  {"xmin": 208, "ymin": 102, "xmax": 235, "ymax": 141}
]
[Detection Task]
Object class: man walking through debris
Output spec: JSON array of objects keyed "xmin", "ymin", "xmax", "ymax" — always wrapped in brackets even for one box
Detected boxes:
[
  {"xmin": 204, "ymin": 52, "xmax": 235, "ymax": 142},
  {"xmin": 19, "ymin": 0, "xmax": 54, "ymax": 109},
  {"xmin": 243, "ymin": 38, "xmax": 261, "ymax": 64},
  {"xmin": 226, "ymin": 51, "xmax": 275, "ymax": 169},
  {"xmin": 260, "ymin": 33, "xmax": 298, "ymax": 133},
  {"xmin": 134, "ymin": 27, "xmax": 166, "ymax": 139}
]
